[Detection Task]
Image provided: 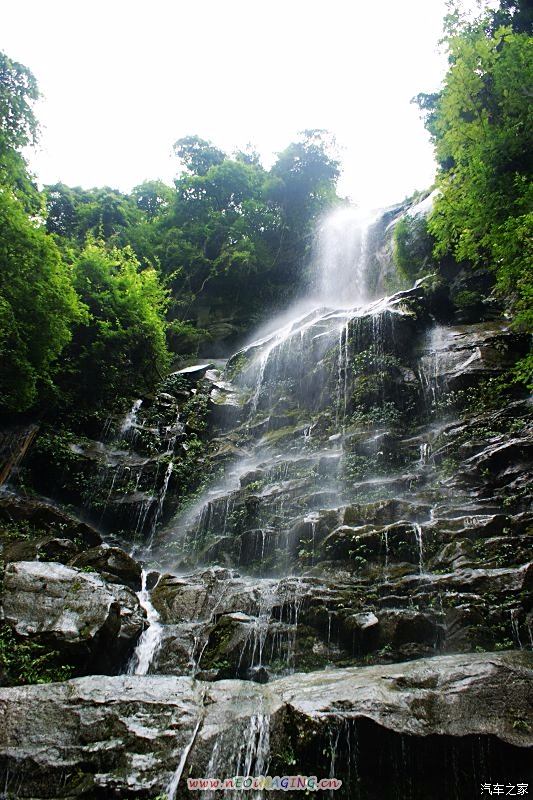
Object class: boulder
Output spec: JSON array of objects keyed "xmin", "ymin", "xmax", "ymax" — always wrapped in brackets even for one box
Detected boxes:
[
  {"xmin": 69, "ymin": 544, "xmax": 142, "ymax": 590},
  {"xmin": 1, "ymin": 561, "xmax": 144, "ymax": 672},
  {"xmin": 0, "ymin": 653, "xmax": 530, "ymax": 798},
  {"xmin": 343, "ymin": 499, "xmax": 430, "ymax": 527},
  {"xmin": 3, "ymin": 536, "xmax": 78, "ymax": 565},
  {"xmin": 151, "ymin": 568, "xmax": 260, "ymax": 624},
  {"xmin": 174, "ymin": 363, "xmax": 214, "ymax": 382}
]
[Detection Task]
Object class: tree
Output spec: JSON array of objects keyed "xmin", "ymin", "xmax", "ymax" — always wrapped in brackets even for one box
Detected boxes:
[
  {"xmin": 489, "ymin": 0, "xmax": 533, "ymax": 34},
  {"xmin": 415, "ymin": 9, "xmax": 532, "ymax": 333},
  {"xmin": 131, "ymin": 180, "xmax": 174, "ymax": 220},
  {"xmin": 270, "ymin": 129, "xmax": 340, "ymax": 223},
  {"xmin": 0, "ymin": 191, "xmax": 83, "ymax": 412},
  {"xmin": 0, "ymin": 52, "xmax": 38, "ymax": 150},
  {"xmin": 59, "ymin": 242, "xmax": 170, "ymax": 408},
  {"xmin": 173, "ymin": 135, "xmax": 225, "ymax": 176},
  {"xmin": 0, "ymin": 51, "xmax": 40, "ymax": 209},
  {"xmin": 45, "ymin": 184, "xmax": 142, "ymax": 244}
]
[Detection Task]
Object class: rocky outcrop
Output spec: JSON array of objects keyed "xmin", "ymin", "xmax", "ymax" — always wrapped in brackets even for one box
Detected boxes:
[
  {"xmin": 2, "ymin": 561, "xmax": 145, "ymax": 673},
  {"xmin": 70, "ymin": 544, "xmax": 142, "ymax": 590},
  {"xmin": 0, "ymin": 278, "xmax": 531, "ymax": 796},
  {"xmin": 22, "ymin": 367, "xmax": 215, "ymax": 541},
  {"xmin": 0, "ymin": 493, "xmax": 102, "ymax": 547},
  {"xmin": 0, "ymin": 652, "xmax": 530, "ymax": 798}
]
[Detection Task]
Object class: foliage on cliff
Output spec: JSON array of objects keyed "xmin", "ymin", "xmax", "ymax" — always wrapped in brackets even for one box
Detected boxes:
[
  {"xmin": 58, "ymin": 243, "xmax": 170, "ymax": 409},
  {"xmin": 415, "ymin": 1, "xmax": 532, "ymax": 341}
]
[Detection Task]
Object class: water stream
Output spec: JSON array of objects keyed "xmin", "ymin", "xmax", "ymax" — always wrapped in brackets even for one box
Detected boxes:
[{"xmin": 126, "ymin": 569, "xmax": 163, "ymax": 675}]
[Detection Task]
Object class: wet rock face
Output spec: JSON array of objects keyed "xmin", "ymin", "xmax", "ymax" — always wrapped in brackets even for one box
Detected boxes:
[
  {"xmin": 1, "ymin": 279, "xmax": 531, "ymax": 795},
  {"xmin": 0, "ymin": 652, "xmax": 530, "ymax": 799},
  {"xmin": 21, "ymin": 367, "xmax": 216, "ymax": 542},
  {"xmin": 418, "ymin": 323, "xmax": 529, "ymax": 394},
  {"xmin": 69, "ymin": 544, "xmax": 142, "ymax": 590},
  {"xmin": 2, "ymin": 561, "xmax": 144, "ymax": 673},
  {"xmin": 142, "ymin": 288, "xmax": 532, "ymax": 680},
  {"xmin": 0, "ymin": 494, "xmax": 102, "ymax": 547}
]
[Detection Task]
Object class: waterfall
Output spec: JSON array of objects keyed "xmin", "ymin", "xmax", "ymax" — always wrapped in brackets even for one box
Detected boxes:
[
  {"xmin": 510, "ymin": 609, "xmax": 523, "ymax": 649},
  {"xmin": 313, "ymin": 206, "xmax": 381, "ymax": 307},
  {"xmin": 126, "ymin": 569, "xmax": 163, "ymax": 675},
  {"xmin": 158, "ymin": 203, "xmax": 414, "ymax": 577},
  {"xmin": 120, "ymin": 398, "xmax": 143, "ymax": 437},
  {"xmin": 413, "ymin": 522, "xmax": 424, "ymax": 574},
  {"xmin": 202, "ymin": 702, "xmax": 271, "ymax": 800},
  {"xmin": 8, "ymin": 189, "xmax": 529, "ymax": 800},
  {"xmin": 143, "ymin": 200, "xmax": 460, "ymax": 697}
]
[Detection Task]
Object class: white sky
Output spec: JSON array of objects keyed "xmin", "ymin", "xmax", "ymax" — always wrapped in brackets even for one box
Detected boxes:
[{"xmin": 2, "ymin": 0, "xmax": 449, "ymax": 208}]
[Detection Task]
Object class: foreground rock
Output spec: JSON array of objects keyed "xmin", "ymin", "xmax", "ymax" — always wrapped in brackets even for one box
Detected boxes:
[
  {"xmin": 0, "ymin": 652, "xmax": 530, "ymax": 798},
  {"xmin": 2, "ymin": 561, "xmax": 145, "ymax": 673}
]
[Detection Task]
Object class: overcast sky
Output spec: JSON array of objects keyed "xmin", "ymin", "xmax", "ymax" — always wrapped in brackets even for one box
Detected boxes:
[{"xmin": 3, "ymin": 0, "xmax": 449, "ymax": 208}]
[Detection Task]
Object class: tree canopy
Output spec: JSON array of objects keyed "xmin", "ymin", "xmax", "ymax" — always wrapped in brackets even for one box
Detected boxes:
[
  {"xmin": 0, "ymin": 190, "xmax": 83, "ymax": 411},
  {"xmin": 415, "ymin": 2, "xmax": 532, "ymax": 338},
  {"xmin": 0, "ymin": 52, "xmax": 40, "ymax": 210},
  {"xmin": 0, "ymin": 46, "xmax": 341, "ymax": 415},
  {"xmin": 0, "ymin": 50, "xmax": 171, "ymax": 416},
  {"xmin": 58, "ymin": 242, "xmax": 170, "ymax": 409},
  {"xmin": 43, "ymin": 129, "xmax": 341, "ymax": 356}
]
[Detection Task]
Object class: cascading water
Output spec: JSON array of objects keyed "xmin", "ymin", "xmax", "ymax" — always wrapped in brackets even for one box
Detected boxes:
[
  {"xmin": 139, "ymin": 203, "xmax": 421, "ymax": 700},
  {"xmin": 101, "ymin": 199, "xmax": 531, "ymax": 799},
  {"xmin": 313, "ymin": 206, "xmax": 381, "ymax": 306},
  {"xmin": 120, "ymin": 398, "xmax": 143, "ymax": 437},
  {"xmin": 5, "ymin": 196, "xmax": 531, "ymax": 799},
  {"xmin": 126, "ymin": 570, "xmax": 163, "ymax": 675}
]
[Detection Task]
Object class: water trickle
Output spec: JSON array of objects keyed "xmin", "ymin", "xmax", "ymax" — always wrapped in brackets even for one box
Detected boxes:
[
  {"xmin": 241, "ymin": 584, "xmax": 278, "ymax": 674},
  {"xmin": 382, "ymin": 529, "xmax": 390, "ymax": 578},
  {"xmin": 120, "ymin": 398, "xmax": 143, "ymax": 437},
  {"xmin": 284, "ymin": 579, "xmax": 303, "ymax": 672},
  {"xmin": 166, "ymin": 714, "xmax": 204, "ymax": 800},
  {"xmin": 126, "ymin": 570, "xmax": 163, "ymax": 675},
  {"xmin": 304, "ymin": 513, "xmax": 320, "ymax": 565},
  {"xmin": 328, "ymin": 723, "xmax": 342, "ymax": 788},
  {"xmin": 413, "ymin": 523, "xmax": 424, "ymax": 574},
  {"xmin": 327, "ymin": 610, "xmax": 334, "ymax": 648},
  {"xmin": 239, "ymin": 710, "xmax": 270, "ymax": 794},
  {"xmin": 419, "ymin": 442, "xmax": 431, "ymax": 466},
  {"xmin": 147, "ymin": 460, "xmax": 173, "ymax": 544},
  {"xmin": 335, "ymin": 319, "xmax": 351, "ymax": 426},
  {"xmin": 202, "ymin": 702, "xmax": 270, "ymax": 800},
  {"xmin": 303, "ymin": 422, "xmax": 316, "ymax": 442},
  {"xmin": 418, "ymin": 326, "xmax": 457, "ymax": 412},
  {"xmin": 510, "ymin": 609, "xmax": 523, "ymax": 649}
]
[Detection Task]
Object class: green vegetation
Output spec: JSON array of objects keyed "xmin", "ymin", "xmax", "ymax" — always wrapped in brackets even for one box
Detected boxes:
[
  {"xmin": 415, "ymin": 0, "xmax": 532, "ymax": 382},
  {"xmin": 0, "ymin": 191, "xmax": 83, "ymax": 411},
  {"xmin": 1, "ymin": 46, "xmax": 341, "ymax": 418},
  {"xmin": 0, "ymin": 51, "xmax": 171, "ymax": 417},
  {"xmin": 62, "ymin": 242, "xmax": 170, "ymax": 409},
  {"xmin": 0, "ymin": 52, "xmax": 41, "ymax": 211},
  {"xmin": 44, "ymin": 131, "xmax": 339, "ymax": 358},
  {"xmin": 0, "ymin": 624, "xmax": 72, "ymax": 685},
  {"xmin": 393, "ymin": 214, "xmax": 435, "ymax": 282}
]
